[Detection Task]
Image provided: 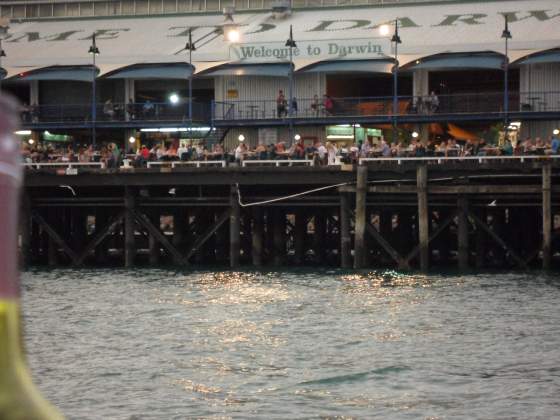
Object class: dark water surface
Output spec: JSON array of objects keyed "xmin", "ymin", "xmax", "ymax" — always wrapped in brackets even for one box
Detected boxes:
[{"xmin": 21, "ymin": 270, "xmax": 560, "ymax": 419}]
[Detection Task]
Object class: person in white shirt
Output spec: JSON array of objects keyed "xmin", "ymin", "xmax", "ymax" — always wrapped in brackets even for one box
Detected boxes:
[
  {"xmin": 326, "ymin": 141, "xmax": 338, "ymax": 165},
  {"xmin": 235, "ymin": 141, "xmax": 247, "ymax": 162},
  {"xmin": 316, "ymin": 142, "xmax": 327, "ymax": 165}
]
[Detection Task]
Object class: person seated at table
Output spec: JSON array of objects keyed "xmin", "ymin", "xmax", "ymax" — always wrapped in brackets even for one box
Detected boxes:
[
  {"xmin": 522, "ymin": 137, "xmax": 535, "ymax": 154},
  {"xmin": 435, "ymin": 140, "xmax": 447, "ymax": 156},
  {"xmin": 446, "ymin": 139, "xmax": 460, "ymax": 157},
  {"xmin": 426, "ymin": 139, "xmax": 437, "ymax": 156},
  {"xmin": 275, "ymin": 141, "xmax": 288, "ymax": 159},
  {"xmin": 212, "ymin": 143, "xmax": 225, "ymax": 160},
  {"xmin": 535, "ymin": 137, "xmax": 545, "ymax": 155},
  {"xmin": 360, "ymin": 139, "xmax": 372, "ymax": 157},
  {"xmin": 157, "ymin": 144, "xmax": 167, "ymax": 160},
  {"xmin": 267, "ymin": 143, "xmax": 277, "ymax": 159},
  {"xmin": 348, "ymin": 142, "xmax": 359, "ymax": 162},
  {"xmin": 380, "ymin": 139, "xmax": 391, "ymax": 157},
  {"xmin": 254, "ymin": 143, "xmax": 267, "ymax": 160},
  {"xmin": 500, "ymin": 138, "xmax": 514, "ymax": 156},
  {"xmin": 291, "ymin": 138, "xmax": 306, "ymax": 160},
  {"xmin": 415, "ymin": 141, "xmax": 426, "ymax": 157}
]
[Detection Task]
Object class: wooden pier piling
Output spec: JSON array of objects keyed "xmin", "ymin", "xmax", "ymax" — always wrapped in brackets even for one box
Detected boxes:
[
  {"xmin": 416, "ymin": 165, "xmax": 429, "ymax": 271},
  {"xmin": 542, "ymin": 164, "xmax": 552, "ymax": 269},
  {"xmin": 354, "ymin": 166, "xmax": 367, "ymax": 269},
  {"xmin": 229, "ymin": 184, "xmax": 240, "ymax": 268}
]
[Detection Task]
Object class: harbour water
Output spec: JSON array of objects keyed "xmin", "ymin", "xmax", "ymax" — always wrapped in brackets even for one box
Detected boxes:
[{"xmin": 21, "ymin": 269, "xmax": 560, "ymax": 419}]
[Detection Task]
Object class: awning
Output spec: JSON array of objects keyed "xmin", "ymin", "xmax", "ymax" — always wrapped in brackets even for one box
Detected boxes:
[
  {"xmin": 447, "ymin": 123, "xmax": 479, "ymax": 141},
  {"xmin": 1, "ymin": 0, "xmax": 559, "ymax": 77},
  {"xmin": 201, "ymin": 63, "xmax": 290, "ymax": 77},
  {"xmin": 301, "ymin": 59, "xmax": 393, "ymax": 74},
  {"xmin": 13, "ymin": 65, "xmax": 96, "ymax": 82},
  {"xmin": 515, "ymin": 49, "xmax": 560, "ymax": 65},
  {"xmin": 406, "ymin": 53, "xmax": 504, "ymax": 71},
  {"xmin": 105, "ymin": 63, "xmax": 192, "ymax": 79}
]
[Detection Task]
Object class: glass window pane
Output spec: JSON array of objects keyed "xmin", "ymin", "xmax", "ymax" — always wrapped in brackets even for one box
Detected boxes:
[
  {"xmin": 80, "ymin": 2, "xmax": 93, "ymax": 16},
  {"xmin": 149, "ymin": 0, "xmax": 162, "ymax": 13},
  {"xmin": 163, "ymin": 0, "xmax": 176, "ymax": 13},
  {"xmin": 177, "ymin": 0, "xmax": 190, "ymax": 12},
  {"xmin": 122, "ymin": 0, "xmax": 135, "ymax": 14},
  {"xmin": 53, "ymin": 3, "xmax": 66, "ymax": 16},
  {"xmin": 206, "ymin": 0, "xmax": 219, "ymax": 11},
  {"xmin": 136, "ymin": 0, "xmax": 149, "ymax": 14},
  {"xmin": 67, "ymin": 3, "xmax": 80, "ymax": 16},
  {"xmin": 12, "ymin": 5, "xmax": 25, "ymax": 18},
  {"xmin": 26, "ymin": 5, "xmax": 38, "ymax": 18},
  {"xmin": 39, "ymin": 4, "xmax": 53, "ymax": 17}
]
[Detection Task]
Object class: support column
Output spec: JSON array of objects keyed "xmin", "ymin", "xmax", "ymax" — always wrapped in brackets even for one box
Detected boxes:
[
  {"xmin": 294, "ymin": 210, "xmax": 306, "ymax": 265},
  {"xmin": 124, "ymin": 188, "xmax": 136, "ymax": 267},
  {"xmin": 354, "ymin": 166, "xmax": 368, "ymax": 269},
  {"xmin": 542, "ymin": 164, "xmax": 552, "ymax": 269},
  {"xmin": 475, "ymin": 208, "xmax": 487, "ymax": 269},
  {"xmin": 457, "ymin": 196, "xmax": 469, "ymax": 270},
  {"xmin": 230, "ymin": 184, "xmax": 240, "ymax": 268},
  {"xmin": 340, "ymin": 194, "xmax": 351, "ymax": 268},
  {"xmin": 417, "ymin": 165, "xmax": 429, "ymax": 271},
  {"xmin": 313, "ymin": 212, "xmax": 326, "ymax": 264},
  {"xmin": 273, "ymin": 208, "xmax": 285, "ymax": 266},
  {"xmin": 252, "ymin": 207, "xmax": 264, "ymax": 267}
]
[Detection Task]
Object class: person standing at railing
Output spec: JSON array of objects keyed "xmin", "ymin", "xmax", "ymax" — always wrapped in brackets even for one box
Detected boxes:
[
  {"xmin": 428, "ymin": 91, "xmax": 439, "ymax": 113},
  {"xmin": 551, "ymin": 135, "xmax": 560, "ymax": 154},
  {"xmin": 277, "ymin": 90, "xmax": 287, "ymax": 118},
  {"xmin": 326, "ymin": 141, "xmax": 338, "ymax": 165},
  {"xmin": 311, "ymin": 95, "xmax": 319, "ymax": 117},
  {"xmin": 323, "ymin": 95, "xmax": 334, "ymax": 116}
]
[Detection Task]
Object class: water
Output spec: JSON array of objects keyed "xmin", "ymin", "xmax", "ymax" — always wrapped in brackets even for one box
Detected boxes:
[{"xmin": 21, "ymin": 269, "xmax": 560, "ymax": 419}]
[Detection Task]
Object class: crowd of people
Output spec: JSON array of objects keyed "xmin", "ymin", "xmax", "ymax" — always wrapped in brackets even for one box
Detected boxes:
[{"xmin": 20, "ymin": 134, "xmax": 560, "ymax": 169}]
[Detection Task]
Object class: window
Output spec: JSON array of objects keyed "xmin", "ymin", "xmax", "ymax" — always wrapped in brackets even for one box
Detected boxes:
[{"xmin": 53, "ymin": 3, "xmax": 67, "ymax": 17}]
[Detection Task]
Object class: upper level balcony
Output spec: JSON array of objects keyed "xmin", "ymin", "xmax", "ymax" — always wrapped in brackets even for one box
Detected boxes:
[
  {"xmin": 212, "ymin": 91, "xmax": 560, "ymax": 126},
  {"xmin": 18, "ymin": 91, "xmax": 560, "ymax": 130}
]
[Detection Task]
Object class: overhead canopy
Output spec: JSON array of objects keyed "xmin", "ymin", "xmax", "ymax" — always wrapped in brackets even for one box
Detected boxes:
[
  {"xmin": 406, "ymin": 53, "xmax": 505, "ymax": 71},
  {"xmin": 516, "ymin": 49, "xmax": 560, "ymax": 65},
  {"xmin": 201, "ymin": 63, "xmax": 290, "ymax": 77},
  {"xmin": 14, "ymin": 65, "xmax": 96, "ymax": 82},
  {"xmin": 105, "ymin": 63, "xmax": 193, "ymax": 79},
  {"xmin": 1, "ymin": 0, "xmax": 559, "ymax": 78},
  {"xmin": 301, "ymin": 59, "xmax": 393, "ymax": 74}
]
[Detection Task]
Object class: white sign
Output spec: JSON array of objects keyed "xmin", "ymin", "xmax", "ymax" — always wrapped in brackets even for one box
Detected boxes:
[{"xmin": 230, "ymin": 38, "xmax": 390, "ymax": 63}]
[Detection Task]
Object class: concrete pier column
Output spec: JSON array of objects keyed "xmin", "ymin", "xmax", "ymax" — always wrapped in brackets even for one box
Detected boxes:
[
  {"xmin": 354, "ymin": 166, "xmax": 368, "ymax": 269},
  {"xmin": 294, "ymin": 210, "xmax": 306, "ymax": 265},
  {"xmin": 313, "ymin": 211, "xmax": 326, "ymax": 264},
  {"xmin": 273, "ymin": 208, "xmax": 286, "ymax": 266},
  {"xmin": 416, "ymin": 165, "xmax": 429, "ymax": 271}
]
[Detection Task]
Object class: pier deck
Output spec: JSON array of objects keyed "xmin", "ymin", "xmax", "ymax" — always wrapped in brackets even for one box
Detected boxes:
[{"xmin": 21, "ymin": 161, "xmax": 559, "ymax": 270}]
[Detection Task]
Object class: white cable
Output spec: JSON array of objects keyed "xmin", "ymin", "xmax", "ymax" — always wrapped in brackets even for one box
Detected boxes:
[{"xmin": 237, "ymin": 181, "xmax": 353, "ymax": 207}]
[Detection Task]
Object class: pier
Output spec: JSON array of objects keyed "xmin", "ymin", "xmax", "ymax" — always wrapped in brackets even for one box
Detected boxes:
[{"xmin": 20, "ymin": 159, "xmax": 559, "ymax": 270}]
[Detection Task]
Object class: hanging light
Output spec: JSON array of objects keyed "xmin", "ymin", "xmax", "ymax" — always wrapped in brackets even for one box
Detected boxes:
[
  {"xmin": 379, "ymin": 24, "xmax": 390, "ymax": 37},
  {"xmin": 501, "ymin": 16, "xmax": 512, "ymax": 39},
  {"xmin": 88, "ymin": 33, "xmax": 100, "ymax": 55}
]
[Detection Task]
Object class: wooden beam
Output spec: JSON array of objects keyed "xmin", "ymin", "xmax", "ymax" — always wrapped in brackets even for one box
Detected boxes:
[
  {"xmin": 542, "ymin": 164, "xmax": 552, "ymax": 269},
  {"xmin": 363, "ymin": 219, "xmax": 406, "ymax": 268},
  {"xmin": 31, "ymin": 210, "xmax": 79, "ymax": 264},
  {"xmin": 339, "ymin": 185, "xmax": 546, "ymax": 194},
  {"xmin": 467, "ymin": 209, "xmax": 527, "ymax": 269},
  {"xmin": 405, "ymin": 209, "xmax": 459, "ymax": 265},
  {"xmin": 74, "ymin": 211, "xmax": 126, "ymax": 266},
  {"xmin": 132, "ymin": 209, "xmax": 188, "ymax": 265},
  {"xmin": 186, "ymin": 209, "xmax": 229, "ymax": 261},
  {"xmin": 354, "ymin": 166, "xmax": 368, "ymax": 268},
  {"xmin": 417, "ymin": 165, "xmax": 429, "ymax": 271}
]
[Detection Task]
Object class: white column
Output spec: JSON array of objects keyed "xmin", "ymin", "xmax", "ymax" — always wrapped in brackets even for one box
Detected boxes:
[
  {"xmin": 29, "ymin": 80, "xmax": 39, "ymax": 105},
  {"xmin": 412, "ymin": 69, "xmax": 430, "ymax": 143}
]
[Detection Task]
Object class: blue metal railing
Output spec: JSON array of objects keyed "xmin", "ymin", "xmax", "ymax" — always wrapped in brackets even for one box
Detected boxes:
[
  {"xmin": 212, "ymin": 91, "xmax": 560, "ymax": 121},
  {"xmin": 19, "ymin": 101, "xmax": 210, "ymax": 125}
]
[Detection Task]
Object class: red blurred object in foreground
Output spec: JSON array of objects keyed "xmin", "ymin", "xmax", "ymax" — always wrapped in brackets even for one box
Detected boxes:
[{"xmin": 0, "ymin": 94, "xmax": 21, "ymax": 299}]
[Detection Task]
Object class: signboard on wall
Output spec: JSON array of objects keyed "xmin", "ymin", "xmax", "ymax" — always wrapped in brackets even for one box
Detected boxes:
[
  {"xmin": 230, "ymin": 38, "xmax": 389, "ymax": 63},
  {"xmin": 258, "ymin": 127, "xmax": 277, "ymax": 145}
]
